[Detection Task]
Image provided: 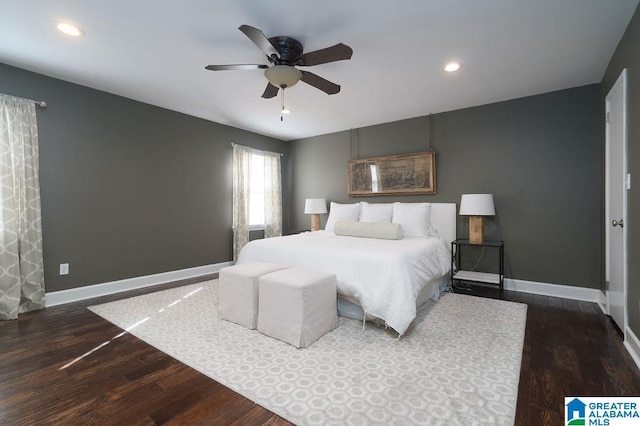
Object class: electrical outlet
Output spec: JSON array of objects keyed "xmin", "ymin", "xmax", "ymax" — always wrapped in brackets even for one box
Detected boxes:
[{"xmin": 59, "ymin": 263, "xmax": 69, "ymax": 275}]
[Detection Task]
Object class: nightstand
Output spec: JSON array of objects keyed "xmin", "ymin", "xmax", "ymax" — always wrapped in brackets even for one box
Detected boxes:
[{"xmin": 451, "ymin": 239, "xmax": 504, "ymax": 291}]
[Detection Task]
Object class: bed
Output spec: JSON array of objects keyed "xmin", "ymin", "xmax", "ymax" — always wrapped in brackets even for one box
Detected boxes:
[{"xmin": 236, "ymin": 202, "xmax": 456, "ymax": 336}]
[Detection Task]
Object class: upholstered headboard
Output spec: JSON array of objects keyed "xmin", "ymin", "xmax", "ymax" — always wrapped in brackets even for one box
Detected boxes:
[{"xmin": 430, "ymin": 203, "xmax": 457, "ymax": 245}]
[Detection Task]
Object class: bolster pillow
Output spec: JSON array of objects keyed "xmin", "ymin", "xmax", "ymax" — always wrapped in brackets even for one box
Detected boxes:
[{"xmin": 333, "ymin": 221, "xmax": 403, "ymax": 240}]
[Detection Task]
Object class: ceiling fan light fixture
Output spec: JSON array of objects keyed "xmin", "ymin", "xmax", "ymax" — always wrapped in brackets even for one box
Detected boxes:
[
  {"xmin": 281, "ymin": 107, "xmax": 291, "ymax": 114},
  {"xmin": 265, "ymin": 65, "xmax": 302, "ymax": 88}
]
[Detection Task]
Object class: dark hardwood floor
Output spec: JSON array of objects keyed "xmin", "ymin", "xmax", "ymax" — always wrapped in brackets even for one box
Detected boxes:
[{"xmin": 1, "ymin": 277, "xmax": 639, "ymax": 425}]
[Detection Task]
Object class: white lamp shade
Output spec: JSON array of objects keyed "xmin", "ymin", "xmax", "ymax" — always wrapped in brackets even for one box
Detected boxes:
[
  {"xmin": 264, "ymin": 65, "xmax": 302, "ymax": 88},
  {"xmin": 304, "ymin": 198, "xmax": 327, "ymax": 214},
  {"xmin": 459, "ymin": 194, "xmax": 495, "ymax": 216}
]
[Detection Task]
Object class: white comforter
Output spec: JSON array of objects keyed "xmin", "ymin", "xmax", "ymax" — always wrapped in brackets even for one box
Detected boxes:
[{"xmin": 236, "ymin": 231, "xmax": 451, "ymax": 335}]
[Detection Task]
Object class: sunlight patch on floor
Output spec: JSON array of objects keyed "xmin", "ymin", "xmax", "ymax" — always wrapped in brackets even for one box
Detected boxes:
[{"xmin": 59, "ymin": 286, "xmax": 204, "ymax": 370}]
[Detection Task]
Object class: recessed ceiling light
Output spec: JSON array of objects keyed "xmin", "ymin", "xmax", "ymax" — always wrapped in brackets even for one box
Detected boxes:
[
  {"xmin": 444, "ymin": 62, "xmax": 461, "ymax": 72},
  {"xmin": 56, "ymin": 22, "xmax": 84, "ymax": 37}
]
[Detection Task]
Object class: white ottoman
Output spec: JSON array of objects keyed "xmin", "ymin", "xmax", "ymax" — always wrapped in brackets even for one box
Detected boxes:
[
  {"xmin": 218, "ymin": 262, "xmax": 288, "ymax": 329},
  {"xmin": 258, "ymin": 267, "xmax": 338, "ymax": 348}
]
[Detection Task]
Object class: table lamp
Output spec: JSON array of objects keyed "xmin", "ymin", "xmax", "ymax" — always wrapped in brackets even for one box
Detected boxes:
[
  {"xmin": 304, "ymin": 198, "xmax": 327, "ymax": 231},
  {"xmin": 459, "ymin": 194, "xmax": 495, "ymax": 244}
]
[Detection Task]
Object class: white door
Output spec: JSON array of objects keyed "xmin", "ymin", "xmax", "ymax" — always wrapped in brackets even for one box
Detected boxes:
[{"xmin": 605, "ymin": 69, "xmax": 627, "ymax": 334}]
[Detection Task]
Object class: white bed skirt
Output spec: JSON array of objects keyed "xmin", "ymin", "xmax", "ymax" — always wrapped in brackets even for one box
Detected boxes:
[{"xmin": 337, "ymin": 274, "xmax": 451, "ymax": 324}]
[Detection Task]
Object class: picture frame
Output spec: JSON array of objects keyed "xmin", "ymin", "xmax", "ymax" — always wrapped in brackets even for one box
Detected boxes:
[{"xmin": 347, "ymin": 152, "xmax": 436, "ymax": 196}]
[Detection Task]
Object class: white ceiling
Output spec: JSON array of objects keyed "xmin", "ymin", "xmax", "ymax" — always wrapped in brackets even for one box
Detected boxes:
[{"xmin": 0, "ymin": 1, "xmax": 637, "ymax": 141}]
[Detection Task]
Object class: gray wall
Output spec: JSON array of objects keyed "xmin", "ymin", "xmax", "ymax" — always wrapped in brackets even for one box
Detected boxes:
[
  {"xmin": 290, "ymin": 85, "xmax": 601, "ymax": 289},
  {"xmin": 601, "ymin": 4, "xmax": 640, "ymax": 336},
  {"xmin": 0, "ymin": 62, "xmax": 289, "ymax": 292}
]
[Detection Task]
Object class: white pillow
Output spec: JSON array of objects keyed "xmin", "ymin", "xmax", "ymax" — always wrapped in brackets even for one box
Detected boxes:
[
  {"xmin": 428, "ymin": 220, "xmax": 440, "ymax": 237},
  {"xmin": 392, "ymin": 202, "xmax": 431, "ymax": 238},
  {"xmin": 325, "ymin": 202, "xmax": 362, "ymax": 232},
  {"xmin": 334, "ymin": 221, "xmax": 403, "ymax": 240},
  {"xmin": 359, "ymin": 202, "xmax": 393, "ymax": 223}
]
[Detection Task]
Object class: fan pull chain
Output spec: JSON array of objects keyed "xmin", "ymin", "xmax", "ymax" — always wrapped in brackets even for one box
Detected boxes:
[{"xmin": 280, "ymin": 87, "xmax": 291, "ymax": 122}]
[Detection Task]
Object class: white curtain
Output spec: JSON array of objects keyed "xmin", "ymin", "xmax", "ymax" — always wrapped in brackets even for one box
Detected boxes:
[
  {"xmin": 232, "ymin": 144, "xmax": 251, "ymax": 261},
  {"xmin": 0, "ymin": 94, "xmax": 45, "ymax": 320},
  {"xmin": 263, "ymin": 151, "xmax": 282, "ymax": 238},
  {"xmin": 232, "ymin": 144, "xmax": 282, "ymax": 261}
]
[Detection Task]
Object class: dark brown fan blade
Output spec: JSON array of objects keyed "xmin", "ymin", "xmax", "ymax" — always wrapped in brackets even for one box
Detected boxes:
[
  {"xmin": 205, "ymin": 64, "xmax": 268, "ymax": 71},
  {"xmin": 239, "ymin": 25, "xmax": 280, "ymax": 60},
  {"xmin": 261, "ymin": 83, "xmax": 279, "ymax": 99},
  {"xmin": 296, "ymin": 43, "xmax": 353, "ymax": 66},
  {"xmin": 300, "ymin": 71, "xmax": 340, "ymax": 95}
]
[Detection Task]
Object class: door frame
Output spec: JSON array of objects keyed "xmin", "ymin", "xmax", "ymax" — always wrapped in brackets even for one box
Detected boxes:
[{"xmin": 605, "ymin": 68, "xmax": 628, "ymax": 338}]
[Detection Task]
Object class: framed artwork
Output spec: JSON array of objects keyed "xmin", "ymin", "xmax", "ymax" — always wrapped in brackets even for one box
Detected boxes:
[{"xmin": 347, "ymin": 152, "xmax": 436, "ymax": 196}]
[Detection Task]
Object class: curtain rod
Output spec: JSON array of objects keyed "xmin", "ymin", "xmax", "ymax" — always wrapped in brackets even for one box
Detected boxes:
[
  {"xmin": 26, "ymin": 98, "xmax": 46, "ymax": 108},
  {"xmin": 21, "ymin": 96, "xmax": 47, "ymax": 108},
  {"xmin": 230, "ymin": 142, "xmax": 283, "ymax": 156},
  {"xmin": 0, "ymin": 93, "xmax": 47, "ymax": 108}
]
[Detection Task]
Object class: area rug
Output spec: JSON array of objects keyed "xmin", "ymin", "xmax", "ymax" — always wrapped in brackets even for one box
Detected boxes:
[{"xmin": 88, "ymin": 280, "xmax": 527, "ymax": 425}]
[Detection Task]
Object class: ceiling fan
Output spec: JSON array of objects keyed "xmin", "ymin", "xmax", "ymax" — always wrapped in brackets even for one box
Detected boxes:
[{"xmin": 205, "ymin": 25, "xmax": 353, "ymax": 99}]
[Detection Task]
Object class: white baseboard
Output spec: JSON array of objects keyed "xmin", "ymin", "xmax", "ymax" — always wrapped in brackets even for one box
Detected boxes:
[
  {"xmin": 625, "ymin": 327, "xmax": 640, "ymax": 371},
  {"xmin": 45, "ymin": 262, "xmax": 232, "ymax": 307},
  {"xmin": 504, "ymin": 278, "xmax": 640, "ymax": 371},
  {"xmin": 504, "ymin": 278, "xmax": 601, "ymax": 303},
  {"xmin": 597, "ymin": 291, "xmax": 608, "ymax": 315},
  {"xmin": 48, "ymin": 270, "xmax": 602, "ymax": 307}
]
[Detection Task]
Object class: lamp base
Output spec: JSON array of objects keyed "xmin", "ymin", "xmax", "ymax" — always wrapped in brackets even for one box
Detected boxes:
[
  {"xmin": 310, "ymin": 214, "xmax": 320, "ymax": 232},
  {"xmin": 468, "ymin": 216, "xmax": 484, "ymax": 244}
]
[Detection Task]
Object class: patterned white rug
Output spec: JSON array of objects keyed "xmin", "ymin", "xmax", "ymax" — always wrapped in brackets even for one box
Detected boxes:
[{"xmin": 88, "ymin": 280, "xmax": 526, "ymax": 425}]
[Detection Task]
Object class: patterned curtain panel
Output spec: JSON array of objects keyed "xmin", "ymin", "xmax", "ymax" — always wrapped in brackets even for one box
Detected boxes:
[
  {"xmin": 232, "ymin": 144, "xmax": 283, "ymax": 261},
  {"xmin": 0, "ymin": 94, "xmax": 45, "ymax": 320},
  {"xmin": 263, "ymin": 151, "xmax": 282, "ymax": 238},
  {"xmin": 232, "ymin": 144, "xmax": 251, "ymax": 261}
]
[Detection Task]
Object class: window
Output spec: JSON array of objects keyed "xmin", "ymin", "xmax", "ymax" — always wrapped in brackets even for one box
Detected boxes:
[
  {"xmin": 249, "ymin": 152, "xmax": 265, "ymax": 229},
  {"xmin": 232, "ymin": 143, "xmax": 282, "ymax": 260}
]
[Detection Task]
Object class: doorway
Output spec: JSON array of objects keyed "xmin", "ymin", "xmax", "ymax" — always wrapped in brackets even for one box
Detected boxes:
[{"xmin": 605, "ymin": 69, "xmax": 628, "ymax": 336}]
